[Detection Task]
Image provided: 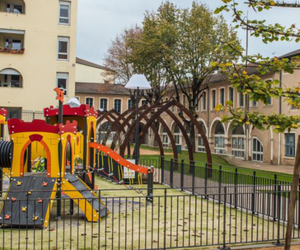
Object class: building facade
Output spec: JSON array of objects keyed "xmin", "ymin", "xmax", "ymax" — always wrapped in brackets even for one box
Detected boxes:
[{"xmin": 0, "ymin": 0, "xmax": 78, "ymax": 117}]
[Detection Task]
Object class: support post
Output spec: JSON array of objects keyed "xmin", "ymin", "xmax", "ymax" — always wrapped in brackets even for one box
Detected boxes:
[
  {"xmin": 170, "ymin": 159, "xmax": 174, "ymax": 188},
  {"xmin": 275, "ymin": 185, "xmax": 283, "ymax": 246},
  {"xmin": 134, "ymin": 87, "xmax": 140, "ymax": 165},
  {"xmin": 219, "ymin": 166, "xmax": 222, "ymax": 203},
  {"xmin": 234, "ymin": 168, "xmax": 238, "ymax": 208},
  {"xmin": 252, "ymin": 171, "xmax": 256, "ymax": 214},
  {"xmin": 205, "ymin": 163, "xmax": 208, "ymax": 198},
  {"xmin": 161, "ymin": 155, "xmax": 164, "ymax": 185},
  {"xmin": 285, "ymin": 135, "xmax": 300, "ymax": 250},
  {"xmin": 83, "ymin": 117, "xmax": 88, "ymax": 183},
  {"xmin": 147, "ymin": 167, "xmax": 153, "ymax": 203},
  {"xmin": 27, "ymin": 144, "xmax": 32, "ymax": 173},
  {"xmin": 57, "ymin": 94, "xmax": 63, "ymax": 220},
  {"xmin": 0, "ymin": 124, "xmax": 3, "ymax": 197},
  {"xmin": 221, "ymin": 187, "xmax": 230, "ymax": 250},
  {"xmin": 274, "ymin": 174, "xmax": 277, "ymax": 221},
  {"xmin": 191, "ymin": 161, "xmax": 195, "ymax": 195},
  {"xmin": 180, "ymin": 159, "xmax": 184, "ymax": 191}
]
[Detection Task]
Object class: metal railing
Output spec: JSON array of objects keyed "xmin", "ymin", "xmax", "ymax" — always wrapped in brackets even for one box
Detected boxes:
[{"xmin": 0, "ymin": 186, "xmax": 299, "ymax": 250}]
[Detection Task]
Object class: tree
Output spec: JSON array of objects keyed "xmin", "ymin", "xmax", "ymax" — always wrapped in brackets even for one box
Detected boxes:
[
  {"xmin": 214, "ymin": 1, "xmax": 300, "ymax": 249},
  {"xmin": 134, "ymin": 1, "xmax": 239, "ymax": 151}
]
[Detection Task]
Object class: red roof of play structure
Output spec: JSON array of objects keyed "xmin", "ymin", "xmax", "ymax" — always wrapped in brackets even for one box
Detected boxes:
[
  {"xmin": 44, "ymin": 104, "xmax": 97, "ymax": 118},
  {"xmin": 8, "ymin": 119, "xmax": 78, "ymax": 135},
  {"xmin": 0, "ymin": 108, "xmax": 7, "ymax": 117}
]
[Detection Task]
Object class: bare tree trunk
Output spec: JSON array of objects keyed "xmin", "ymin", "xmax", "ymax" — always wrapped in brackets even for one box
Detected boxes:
[{"xmin": 285, "ymin": 135, "xmax": 300, "ymax": 250}]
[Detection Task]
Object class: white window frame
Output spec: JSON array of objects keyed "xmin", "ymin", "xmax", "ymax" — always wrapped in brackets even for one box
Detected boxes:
[
  {"xmin": 219, "ymin": 87, "xmax": 225, "ymax": 106},
  {"xmin": 228, "ymin": 85, "xmax": 234, "ymax": 107},
  {"xmin": 214, "ymin": 135, "xmax": 225, "ymax": 154},
  {"xmin": 114, "ymin": 98, "xmax": 122, "ymax": 113},
  {"xmin": 197, "ymin": 134, "xmax": 207, "ymax": 152},
  {"xmin": 202, "ymin": 91, "xmax": 207, "ymax": 111},
  {"xmin": 232, "ymin": 135, "xmax": 245, "ymax": 159},
  {"xmin": 238, "ymin": 92, "xmax": 245, "ymax": 108},
  {"xmin": 99, "ymin": 98, "xmax": 108, "ymax": 111},
  {"xmin": 211, "ymin": 89, "xmax": 216, "ymax": 110},
  {"xmin": 162, "ymin": 131, "xmax": 169, "ymax": 148},
  {"xmin": 57, "ymin": 37, "xmax": 70, "ymax": 61},
  {"xmin": 285, "ymin": 132, "xmax": 296, "ymax": 158},
  {"xmin": 56, "ymin": 72, "xmax": 69, "ymax": 96},
  {"xmin": 59, "ymin": 1, "xmax": 71, "ymax": 25},
  {"xmin": 252, "ymin": 137, "xmax": 263, "ymax": 162},
  {"xmin": 127, "ymin": 99, "xmax": 133, "ymax": 109},
  {"xmin": 85, "ymin": 97, "xmax": 94, "ymax": 108}
]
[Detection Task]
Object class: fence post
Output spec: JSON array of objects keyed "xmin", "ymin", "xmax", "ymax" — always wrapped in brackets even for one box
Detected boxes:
[
  {"xmin": 181, "ymin": 159, "xmax": 184, "ymax": 191},
  {"xmin": 161, "ymin": 155, "xmax": 164, "ymax": 185},
  {"xmin": 273, "ymin": 175, "xmax": 277, "ymax": 221},
  {"xmin": 205, "ymin": 164, "xmax": 208, "ymax": 198},
  {"xmin": 191, "ymin": 161, "xmax": 195, "ymax": 195},
  {"xmin": 32, "ymin": 111, "xmax": 35, "ymax": 120},
  {"xmin": 163, "ymin": 188, "xmax": 167, "ymax": 250},
  {"xmin": 275, "ymin": 185, "xmax": 283, "ymax": 246},
  {"xmin": 219, "ymin": 166, "xmax": 222, "ymax": 203},
  {"xmin": 170, "ymin": 159, "xmax": 174, "ymax": 188},
  {"xmin": 252, "ymin": 171, "xmax": 256, "ymax": 214},
  {"xmin": 147, "ymin": 167, "xmax": 153, "ymax": 203},
  {"xmin": 234, "ymin": 168, "xmax": 238, "ymax": 208},
  {"xmin": 221, "ymin": 187, "xmax": 229, "ymax": 250},
  {"xmin": 0, "ymin": 169, "xmax": 2, "ymax": 197}
]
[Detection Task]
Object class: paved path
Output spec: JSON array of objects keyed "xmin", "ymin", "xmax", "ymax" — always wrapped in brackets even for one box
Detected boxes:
[{"xmin": 228, "ymin": 158, "xmax": 295, "ymax": 175}]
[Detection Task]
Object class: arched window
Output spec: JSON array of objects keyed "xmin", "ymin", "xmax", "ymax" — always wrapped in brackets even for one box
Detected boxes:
[
  {"xmin": 0, "ymin": 68, "xmax": 23, "ymax": 88},
  {"xmin": 197, "ymin": 122, "xmax": 207, "ymax": 152},
  {"xmin": 174, "ymin": 125, "xmax": 181, "ymax": 145},
  {"xmin": 253, "ymin": 137, "xmax": 263, "ymax": 162},
  {"xmin": 214, "ymin": 121, "xmax": 225, "ymax": 154},
  {"xmin": 231, "ymin": 125, "xmax": 245, "ymax": 158},
  {"xmin": 162, "ymin": 127, "xmax": 169, "ymax": 148}
]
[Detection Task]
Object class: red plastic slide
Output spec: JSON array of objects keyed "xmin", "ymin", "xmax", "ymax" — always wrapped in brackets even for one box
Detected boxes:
[{"xmin": 89, "ymin": 142, "xmax": 151, "ymax": 174}]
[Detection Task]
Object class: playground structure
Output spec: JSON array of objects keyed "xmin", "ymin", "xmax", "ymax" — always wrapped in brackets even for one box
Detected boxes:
[{"xmin": 0, "ymin": 89, "xmax": 152, "ymax": 228}]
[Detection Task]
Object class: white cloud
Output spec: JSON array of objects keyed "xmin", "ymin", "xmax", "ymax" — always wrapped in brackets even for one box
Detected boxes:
[{"xmin": 77, "ymin": 0, "xmax": 300, "ymax": 65}]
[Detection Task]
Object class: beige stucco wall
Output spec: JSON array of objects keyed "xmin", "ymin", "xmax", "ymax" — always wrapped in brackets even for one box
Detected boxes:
[
  {"xmin": 75, "ymin": 63, "xmax": 114, "ymax": 83},
  {"xmin": 0, "ymin": 0, "xmax": 78, "ymax": 111}
]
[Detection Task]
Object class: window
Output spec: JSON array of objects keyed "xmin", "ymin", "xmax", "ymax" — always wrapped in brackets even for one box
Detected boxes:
[
  {"xmin": 57, "ymin": 73, "xmax": 68, "ymax": 95},
  {"xmin": 141, "ymin": 99, "xmax": 147, "ymax": 106},
  {"xmin": 202, "ymin": 91, "xmax": 207, "ymax": 111},
  {"xmin": 197, "ymin": 122, "xmax": 207, "ymax": 152},
  {"xmin": 114, "ymin": 99, "xmax": 121, "ymax": 113},
  {"xmin": 266, "ymin": 80, "xmax": 272, "ymax": 106},
  {"xmin": 162, "ymin": 128, "xmax": 169, "ymax": 148},
  {"xmin": 231, "ymin": 125, "xmax": 245, "ymax": 158},
  {"xmin": 128, "ymin": 99, "xmax": 133, "ymax": 109},
  {"xmin": 267, "ymin": 97, "xmax": 272, "ymax": 106},
  {"xmin": 58, "ymin": 37, "xmax": 69, "ymax": 60},
  {"xmin": 214, "ymin": 121, "xmax": 225, "ymax": 154},
  {"xmin": 59, "ymin": 1, "xmax": 70, "ymax": 25},
  {"xmin": 211, "ymin": 90, "xmax": 216, "ymax": 109},
  {"xmin": 252, "ymin": 99, "xmax": 258, "ymax": 107},
  {"xmin": 86, "ymin": 98, "xmax": 93, "ymax": 108},
  {"xmin": 220, "ymin": 88, "xmax": 225, "ymax": 106},
  {"xmin": 239, "ymin": 92, "xmax": 244, "ymax": 107},
  {"xmin": 5, "ymin": 38, "xmax": 22, "ymax": 50},
  {"xmin": 6, "ymin": 3, "xmax": 24, "ymax": 14},
  {"xmin": 229, "ymin": 87, "xmax": 234, "ymax": 106},
  {"xmin": 100, "ymin": 98, "xmax": 108, "ymax": 111},
  {"xmin": 5, "ymin": 107, "xmax": 21, "ymax": 119},
  {"xmin": 285, "ymin": 133, "xmax": 295, "ymax": 157},
  {"xmin": 0, "ymin": 69, "xmax": 22, "ymax": 88},
  {"xmin": 174, "ymin": 125, "xmax": 181, "ymax": 145},
  {"xmin": 253, "ymin": 138, "xmax": 263, "ymax": 162}
]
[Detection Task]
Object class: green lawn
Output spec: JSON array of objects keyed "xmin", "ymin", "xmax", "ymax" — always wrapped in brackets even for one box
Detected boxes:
[{"xmin": 138, "ymin": 146, "xmax": 293, "ymax": 183}]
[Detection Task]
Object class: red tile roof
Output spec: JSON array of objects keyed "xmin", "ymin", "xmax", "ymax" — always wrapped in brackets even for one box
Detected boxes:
[{"xmin": 75, "ymin": 82, "xmax": 129, "ymax": 95}]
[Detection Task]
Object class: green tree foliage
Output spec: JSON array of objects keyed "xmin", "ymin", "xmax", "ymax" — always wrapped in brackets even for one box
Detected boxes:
[
  {"xmin": 214, "ymin": 0, "xmax": 300, "ymax": 133},
  {"xmin": 130, "ymin": 1, "xmax": 239, "ymax": 151}
]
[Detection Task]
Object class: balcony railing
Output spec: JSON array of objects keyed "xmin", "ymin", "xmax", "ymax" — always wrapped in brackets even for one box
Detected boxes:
[{"xmin": 0, "ymin": 47, "xmax": 24, "ymax": 54}]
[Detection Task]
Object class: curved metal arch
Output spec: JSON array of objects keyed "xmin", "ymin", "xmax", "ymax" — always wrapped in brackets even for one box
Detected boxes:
[
  {"xmin": 120, "ymin": 100, "xmax": 212, "ymax": 167},
  {"xmin": 119, "ymin": 104, "xmax": 193, "ymax": 164}
]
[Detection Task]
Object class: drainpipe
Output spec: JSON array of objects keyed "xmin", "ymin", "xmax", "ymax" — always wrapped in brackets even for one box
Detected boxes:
[
  {"xmin": 207, "ymin": 87, "xmax": 210, "ymax": 140},
  {"xmin": 278, "ymin": 70, "xmax": 282, "ymax": 165}
]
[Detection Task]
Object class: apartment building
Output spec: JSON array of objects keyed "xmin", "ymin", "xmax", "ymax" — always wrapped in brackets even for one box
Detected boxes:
[{"xmin": 0, "ymin": 0, "xmax": 78, "ymax": 118}]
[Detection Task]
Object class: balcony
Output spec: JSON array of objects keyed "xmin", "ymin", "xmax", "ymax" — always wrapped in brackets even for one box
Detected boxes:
[
  {"xmin": 0, "ymin": 0, "xmax": 25, "ymax": 14},
  {"xmin": 0, "ymin": 29, "xmax": 25, "ymax": 54},
  {"xmin": 0, "ymin": 68, "xmax": 23, "ymax": 88}
]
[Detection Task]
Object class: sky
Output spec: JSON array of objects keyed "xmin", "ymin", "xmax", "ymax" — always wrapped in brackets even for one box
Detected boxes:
[{"xmin": 77, "ymin": 0, "xmax": 300, "ymax": 65}]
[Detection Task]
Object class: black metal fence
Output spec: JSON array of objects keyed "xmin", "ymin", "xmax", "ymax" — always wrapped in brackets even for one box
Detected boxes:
[{"xmin": 1, "ymin": 186, "xmax": 299, "ymax": 250}]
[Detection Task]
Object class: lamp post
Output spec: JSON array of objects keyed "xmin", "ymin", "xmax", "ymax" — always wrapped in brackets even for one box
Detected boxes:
[{"xmin": 125, "ymin": 74, "xmax": 151, "ymax": 165}]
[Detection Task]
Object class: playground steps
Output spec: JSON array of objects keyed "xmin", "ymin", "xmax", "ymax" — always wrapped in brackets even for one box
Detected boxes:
[
  {"xmin": 0, "ymin": 176, "xmax": 57, "ymax": 227},
  {"xmin": 63, "ymin": 174, "xmax": 108, "ymax": 220}
]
